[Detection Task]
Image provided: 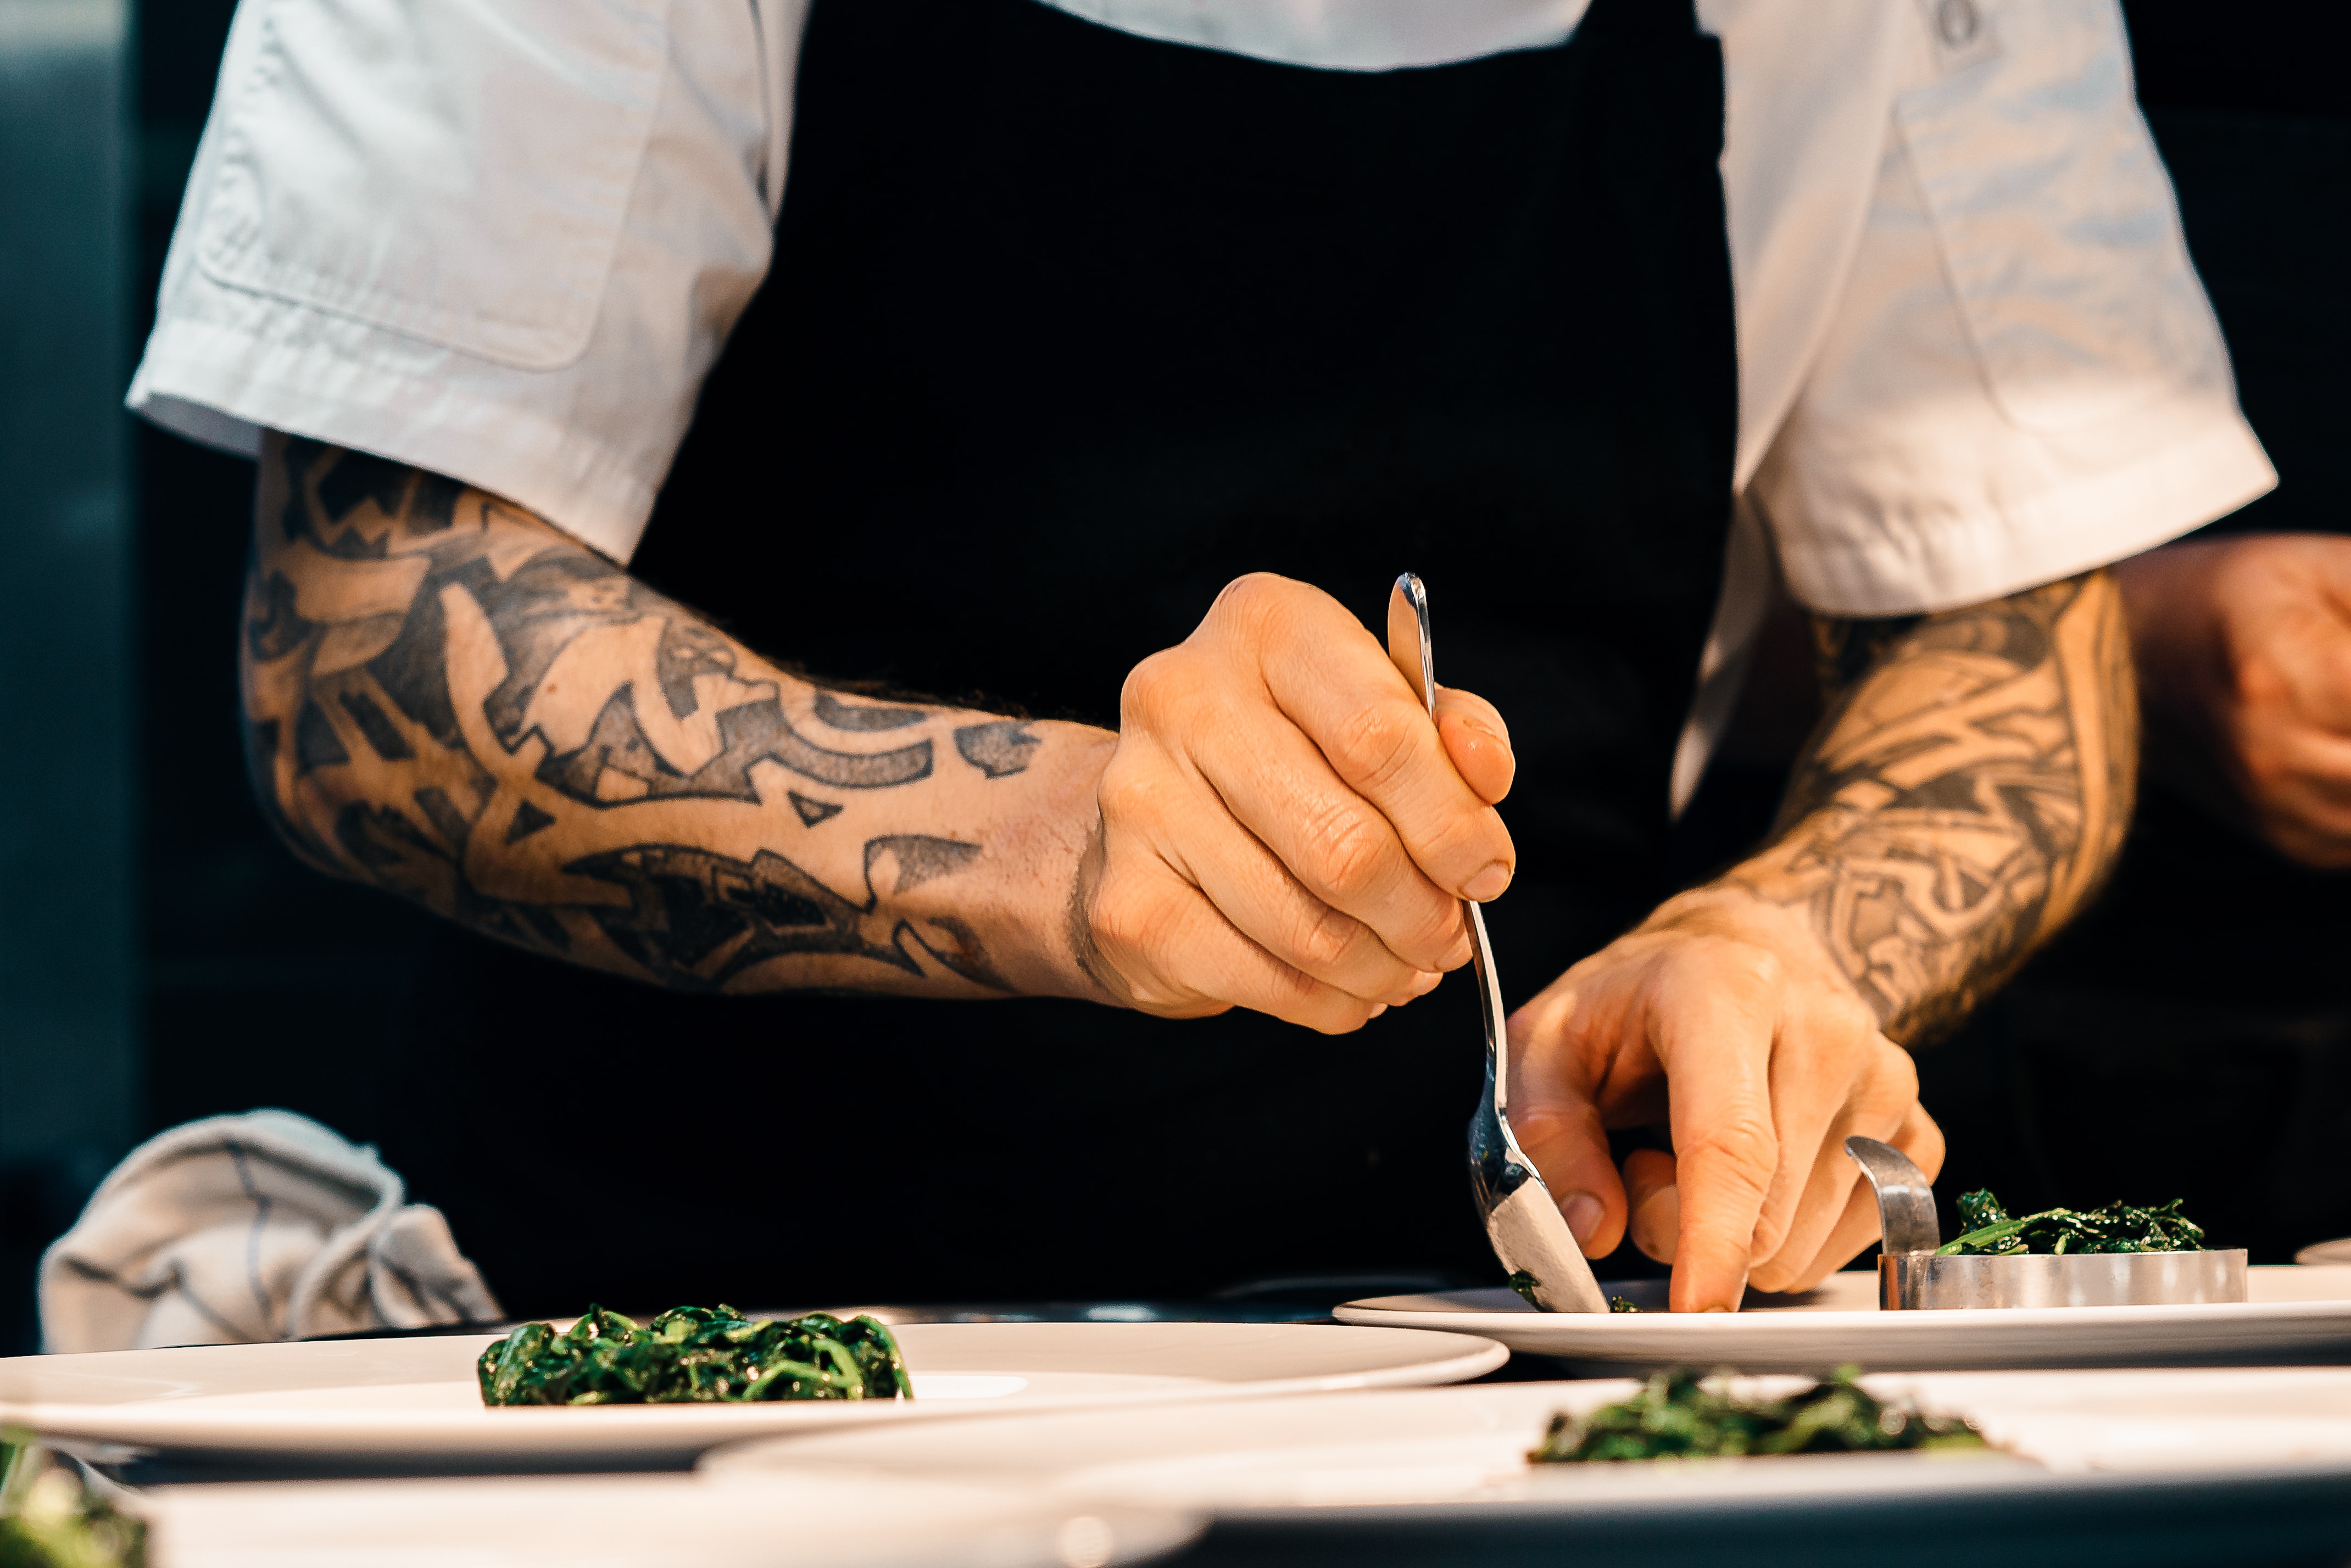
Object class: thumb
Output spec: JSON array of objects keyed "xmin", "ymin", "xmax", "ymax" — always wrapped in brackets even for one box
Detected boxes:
[
  {"xmin": 1435, "ymin": 685, "xmax": 1516, "ymax": 805},
  {"xmin": 1507, "ymin": 1016, "xmax": 1625, "ymax": 1257}
]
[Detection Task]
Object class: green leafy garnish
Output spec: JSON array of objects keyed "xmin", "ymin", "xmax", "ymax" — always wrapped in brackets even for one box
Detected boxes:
[
  {"xmin": 1936, "ymin": 1190, "xmax": 2207, "ymax": 1257},
  {"xmin": 1529, "ymin": 1366, "xmax": 1986, "ymax": 1463},
  {"xmin": 1, "ymin": 1428, "xmax": 145, "ymax": 1568},
  {"xmin": 476, "ymin": 1304, "xmax": 911, "ymax": 1406},
  {"xmin": 1509, "ymin": 1272, "xmax": 1640, "ymax": 1313}
]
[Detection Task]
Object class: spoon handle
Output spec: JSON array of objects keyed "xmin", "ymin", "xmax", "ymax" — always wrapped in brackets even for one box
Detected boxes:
[
  {"xmin": 1391, "ymin": 572, "xmax": 1607, "ymax": 1314},
  {"xmin": 1386, "ymin": 574, "xmax": 1513, "ymax": 1086}
]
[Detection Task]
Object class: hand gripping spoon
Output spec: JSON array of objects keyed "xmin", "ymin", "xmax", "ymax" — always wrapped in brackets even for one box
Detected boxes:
[{"xmin": 1388, "ymin": 574, "xmax": 1609, "ymax": 1314}]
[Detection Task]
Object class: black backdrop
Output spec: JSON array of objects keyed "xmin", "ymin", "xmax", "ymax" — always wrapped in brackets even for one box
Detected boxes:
[{"xmin": 2, "ymin": 0, "xmax": 2339, "ymax": 1353}]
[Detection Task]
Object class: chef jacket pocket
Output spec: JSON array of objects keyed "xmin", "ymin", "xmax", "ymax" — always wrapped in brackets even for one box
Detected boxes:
[
  {"xmin": 1893, "ymin": 14, "xmax": 2212, "ymax": 432},
  {"xmin": 196, "ymin": 0, "xmax": 671, "ymax": 371}
]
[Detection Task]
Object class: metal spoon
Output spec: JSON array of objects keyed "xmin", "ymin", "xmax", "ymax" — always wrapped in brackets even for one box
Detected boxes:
[
  {"xmin": 1388, "ymin": 573, "xmax": 1608, "ymax": 1314},
  {"xmin": 1842, "ymin": 1135, "xmax": 1941, "ymax": 1258}
]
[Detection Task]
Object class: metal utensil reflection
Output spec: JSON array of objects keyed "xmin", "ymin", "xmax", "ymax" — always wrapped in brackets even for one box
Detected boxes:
[
  {"xmin": 1843, "ymin": 1135, "xmax": 2249, "ymax": 1310},
  {"xmin": 1389, "ymin": 573, "xmax": 1607, "ymax": 1314}
]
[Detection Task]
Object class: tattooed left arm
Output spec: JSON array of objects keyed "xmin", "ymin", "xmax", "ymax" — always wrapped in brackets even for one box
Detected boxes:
[
  {"xmin": 1504, "ymin": 570, "xmax": 2138, "ymax": 1308},
  {"xmin": 1729, "ymin": 569, "xmax": 2138, "ymax": 1042}
]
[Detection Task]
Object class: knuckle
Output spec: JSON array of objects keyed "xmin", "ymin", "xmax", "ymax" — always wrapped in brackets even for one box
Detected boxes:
[
  {"xmin": 1286, "ymin": 901, "xmax": 1369, "ymax": 976},
  {"xmin": 1909, "ymin": 1118, "xmax": 1949, "ymax": 1179},
  {"xmin": 1208, "ymin": 571, "xmax": 1289, "ymax": 633},
  {"xmin": 1681, "ymin": 1110, "xmax": 1778, "ymax": 1198},
  {"xmin": 1674, "ymin": 938, "xmax": 1785, "ymax": 1000},
  {"xmin": 1262, "ymin": 964, "xmax": 1364, "ymax": 1035},
  {"xmin": 1726, "ymin": 942, "xmax": 1787, "ymax": 994},
  {"xmin": 1094, "ymin": 755, "xmax": 1143, "ymax": 818},
  {"xmin": 1305, "ymin": 806, "xmax": 1392, "ymax": 903},
  {"xmin": 2227, "ymin": 645, "xmax": 2287, "ymax": 710},
  {"xmin": 1327, "ymin": 702, "xmax": 1420, "ymax": 793},
  {"xmin": 1093, "ymin": 752, "xmax": 1176, "ymax": 835},
  {"xmin": 1088, "ymin": 872, "xmax": 1174, "ymax": 964},
  {"xmin": 1414, "ymin": 906, "xmax": 1471, "ymax": 969},
  {"xmin": 1802, "ymin": 1003, "xmax": 1890, "ymax": 1077},
  {"xmin": 1118, "ymin": 650, "xmax": 1185, "ymax": 724},
  {"xmin": 1868, "ymin": 1042, "xmax": 1921, "ymax": 1103},
  {"xmin": 1810, "ymin": 984, "xmax": 1876, "ymax": 1035}
]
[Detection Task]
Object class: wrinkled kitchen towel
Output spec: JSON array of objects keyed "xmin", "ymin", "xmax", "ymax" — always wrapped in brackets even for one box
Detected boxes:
[{"xmin": 38, "ymin": 1109, "xmax": 503, "ymax": 1353}]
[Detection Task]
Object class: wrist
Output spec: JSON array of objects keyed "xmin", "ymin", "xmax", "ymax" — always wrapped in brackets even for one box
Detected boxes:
[
  {"xmin": 971, "ymin": 721, "xmax": 1122, "ymax": 1002},
  {"xmin": 2116, "ymin": 542, "xmax": 2232, "ymax": 767},
  {"xmin": 1632, "ymin": 875, "xmax": 1861, "ymax": 1003}
]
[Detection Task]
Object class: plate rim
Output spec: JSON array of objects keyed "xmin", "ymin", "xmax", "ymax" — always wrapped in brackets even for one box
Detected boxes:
[
  {"xmin": 1334, "ymin": 1279, "xmax": 2351, "ymax": 1335},
  {"xmin": 704, "ymin": 1369, "xmax": 2351, "ymax": 1525},
  {"xmin": 0, "ymin": 1320, "xmax": 1511, "ymax": 1459}
]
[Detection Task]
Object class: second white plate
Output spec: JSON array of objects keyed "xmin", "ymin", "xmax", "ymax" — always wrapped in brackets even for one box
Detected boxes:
[
  {"xmin": 709, "ymin": 1367, "xmax": 2351, "ymax": 1561},
  {"xmin": 0, "ymin": 1320, "xmax": 1505, "ymax": 1464},
  {"xmin": 147, "ymin": 1469, "xmax": 1199, "ymax": 1568},
  {"xmin": 1333, "ymin": 1265, "xmax": 2351, "ymax": 1371}
]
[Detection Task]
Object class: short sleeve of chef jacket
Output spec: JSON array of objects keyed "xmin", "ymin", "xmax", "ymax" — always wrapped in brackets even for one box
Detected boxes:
[
  {"xmin": 1722, "ymin": 0, "xmax": 2272, "ymax": 616},
  {"xmin": 130, "ymin": 0, "xmax": 2274, "ymax": 604},
  {"xmin": 126, "ymin": 0, "xmax": 793, "ymax": 564}
]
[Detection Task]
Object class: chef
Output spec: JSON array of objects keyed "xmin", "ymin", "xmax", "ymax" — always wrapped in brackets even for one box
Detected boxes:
[{"xmin": 128, "ymin": 0, "xmax": 2273, "ymax": 1314}]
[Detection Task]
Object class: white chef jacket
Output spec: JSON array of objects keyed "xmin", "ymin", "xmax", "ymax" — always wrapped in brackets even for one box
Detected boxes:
[{"xmin": 127, "ymin": 0, "xmax": 2275, "ymax": 806}]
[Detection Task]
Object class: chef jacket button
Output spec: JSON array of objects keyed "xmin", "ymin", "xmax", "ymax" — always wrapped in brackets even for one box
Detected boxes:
[{"xmin": 1936, "ymin": 0, "xmax": 1980, "ymax": 47}]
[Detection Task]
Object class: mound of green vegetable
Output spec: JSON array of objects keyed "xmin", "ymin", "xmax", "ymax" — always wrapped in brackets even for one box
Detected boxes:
[
  {"xmin": 1937, "ymin": 1190, "xmax": 2206, "ymax": 1257},
  {"xmin": 1529, "ymin": 1367, "xmax": 1986, "ymax": 1463},
  {"xmin": 1, "ymin": 1429, "xmax": 144, "ymax": 1568},
  {"xmin": 477, "ymin": 1304, "xmax": 911, "ymax": 1406}
]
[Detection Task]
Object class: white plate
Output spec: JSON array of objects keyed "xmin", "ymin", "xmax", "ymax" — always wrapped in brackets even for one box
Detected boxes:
[
  {"xmin": 145, "ymin": 1469, "xmax": 1198, "ymax": 1568},
  {"xmin": 1332, "ymin": 1265, "xmax": 2351, "ymax": 1371},
  {"xmin": 0, "ymin": 1321, "xmax": 1503, "ymax": 1464},
  {"xmin": 709, "ymin": 1370, "xmax": 2351, "ymax": 1560}
]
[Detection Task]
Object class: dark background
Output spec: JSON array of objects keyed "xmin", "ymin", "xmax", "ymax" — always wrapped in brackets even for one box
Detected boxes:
[{"xmin": 2, "ymin": 1, "xmax": 2345, "ymax": 1353}]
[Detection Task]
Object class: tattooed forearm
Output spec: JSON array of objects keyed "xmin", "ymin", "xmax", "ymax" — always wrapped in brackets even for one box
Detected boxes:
[
  {"xmin": 1722, "ymin": 571, "xmax": 2138, "ymax": 1044},
  {"xmin": 241, "ymin": 435, "xmax": 1108, "ymax": 997}
]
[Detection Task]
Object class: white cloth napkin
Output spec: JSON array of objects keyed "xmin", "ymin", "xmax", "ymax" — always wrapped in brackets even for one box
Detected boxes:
[{"xmin": 38, "ymin": 1109, "xmax": 503, "ymax": 1353}]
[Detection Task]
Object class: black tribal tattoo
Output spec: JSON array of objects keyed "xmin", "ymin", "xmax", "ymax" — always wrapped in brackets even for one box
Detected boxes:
[
  {"xmin": 1731, "ymin": 573, "xmax": 2138, "ymax": 1045},
  {"xmin": 241, "ymin": 438, "xmax": 1032, "ymax": 995}
]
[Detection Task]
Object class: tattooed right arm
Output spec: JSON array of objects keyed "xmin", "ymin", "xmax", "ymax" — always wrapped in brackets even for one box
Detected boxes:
[
  {"xmin": 243, "ymin": 434, "xmax": 1114, "ymax": 997},
  {"xmin": 244, "ymin": 434, "xmax": 1519, "ymax": 1024}
]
